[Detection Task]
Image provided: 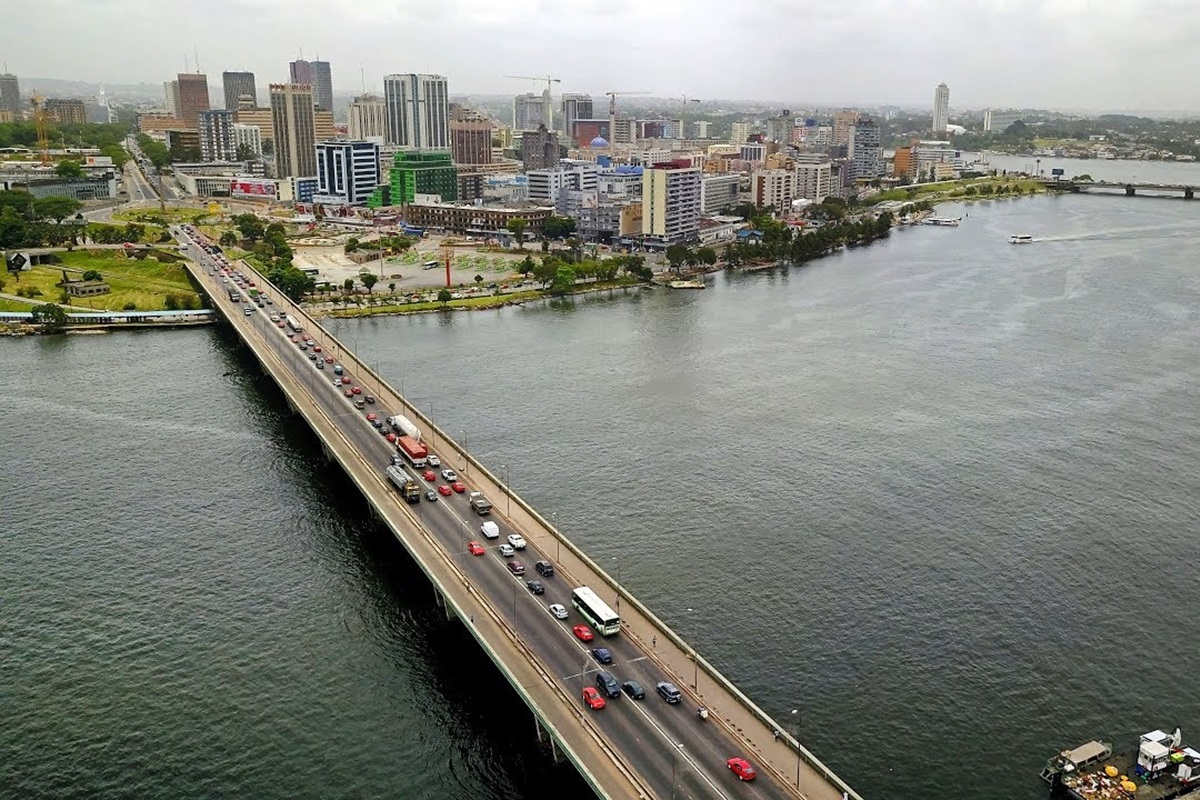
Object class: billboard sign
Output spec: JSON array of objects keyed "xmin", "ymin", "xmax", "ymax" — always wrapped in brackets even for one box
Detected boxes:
[
  {"xmin": 1051, "ymin": 168, "xmax": 1065, "ymax": 176},
  {"xmin": 230, "ymin": 179, "xmax": 278, "ymax": 199}
]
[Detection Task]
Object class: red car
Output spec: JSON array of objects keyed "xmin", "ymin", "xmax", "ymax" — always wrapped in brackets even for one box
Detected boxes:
[
  {"xmin": 351, "ymin": 387, "xmax": 362, "ymax": 395},
  {"xmin": 582, "ymin": 686, "xmax": 606, "ymax": 711},
  {"xmin": 451, "ymin": 481, "xmax": 466, "ymax": 493},
  {"xmin": 422, "ymin": 470, "xmax": 436, "ymax": 481},
  {"xmin": 385, "ymin": 433, "xmax": 397, "ymax": 443},
  {"xmin": 344, "ymin": 389, "xmax": 354, "ymax": 397},
  {"xmin": 467, "ymin": 541, "xmax": 485, "ymax": 556},
  {"xmin": 572, "ymin": 625, "xmax": 594, "ymax": 642},
  {"xmin": 313, "ymin": 345, "xmax": 321, "ymax": 353},
  {"xmin": 276, "ymin": 321, "xmax": 285, "ymax": 328},
  {"xmin": 437, "ymin": 485, "xmax": 453, "ymax": 496},
  {"xmin": 289, "ymin": 334, "xmax": 298, "ymax": 342},
  {"xmin": 366, "ymin": 412, "xmax": 377, "ymax": 421},
  {"xmin": 726, "ymin": 758, "xmax": 757, "ymax": 782}
]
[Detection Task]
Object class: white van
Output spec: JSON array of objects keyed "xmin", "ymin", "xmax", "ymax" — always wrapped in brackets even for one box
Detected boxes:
[{"xmin": 480, "ymin": 521, "xmax": 500, "ymax": 539}]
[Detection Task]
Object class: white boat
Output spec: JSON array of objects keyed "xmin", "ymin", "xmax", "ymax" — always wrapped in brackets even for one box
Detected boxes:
[
  {"xmin": 1009, "ymin": 234, "xmax": 1034, "ymax": 244},
  {"xmin": 924, "ymin": 217, "xmax": 961, "ymax": 227}
]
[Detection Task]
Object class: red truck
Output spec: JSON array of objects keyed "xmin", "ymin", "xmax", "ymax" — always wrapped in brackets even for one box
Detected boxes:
[{"xmin": 396, "ymin": 435, "xmax": 428, "ymax": 468}]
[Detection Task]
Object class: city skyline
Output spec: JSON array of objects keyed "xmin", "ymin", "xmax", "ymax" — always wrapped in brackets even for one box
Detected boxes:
[{"xmin": 3, "ymin": 0, "xmax": 1200, "ymax": 111}]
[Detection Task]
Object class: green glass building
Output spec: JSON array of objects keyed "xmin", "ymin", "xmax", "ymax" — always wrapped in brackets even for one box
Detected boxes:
[{"xmin": 388, "ymin": 150, "xmax": 458, "ymax": 204}]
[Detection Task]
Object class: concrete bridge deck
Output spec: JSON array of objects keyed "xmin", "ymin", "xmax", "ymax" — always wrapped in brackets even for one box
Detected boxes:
[
  {"xmin": 1041, "ymin": 178, "xmax": 1199, "ymax": 197},
  {"xmin": 179, "ymin": 228, "xmax": 862, "ymax": 800}
]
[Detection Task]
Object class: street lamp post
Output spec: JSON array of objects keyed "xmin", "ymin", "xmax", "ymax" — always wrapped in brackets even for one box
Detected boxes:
[
  {"xmin": 461, "ymin": 430, "xmax": 468, "ymax": 474},
  {"xmin": 503, "ymin": 464, "xmax": 511, "ymax": 516},
  {"xmin": 611, "ymin": 556, "xmax": 621, "ymax": 615},
  {"xmin": 552, "ymin": 511, "xmax": 560, "ymax": 561},
  {"xmin": 791, "ymin": 708, "xmax": 802, "ymax": 791}
]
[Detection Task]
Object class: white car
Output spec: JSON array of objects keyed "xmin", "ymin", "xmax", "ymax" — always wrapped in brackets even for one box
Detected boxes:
[
  {"xmin": 426, "ymin": 454, "xmax": 441, "ymax": 467},
  {"xmin": 498, "ymin": 543, "xmax": 515, "ymax": 557},
  {"xmin": 507, "ymin": 534, "xmax": 527, "ymax": 550},
  {"xmin": 480, "ymin": 521, "xmax": 500, "ymax": 539},
  {"xmin": 333, "ymin": 378, "xmax": 343, "ymax": 387},
  {"xmin": 441, "ymin": 469, "xmax": 458, "ymax": 482},
  {"xmin": 548, "ymin": 603, "xmax": 568, "ymax": 620}
]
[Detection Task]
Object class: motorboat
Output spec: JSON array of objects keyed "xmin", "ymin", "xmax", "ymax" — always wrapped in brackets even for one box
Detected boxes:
[{"xmin": 1009, "ymin": 234, "xmax": 1034, "ymax": 244}]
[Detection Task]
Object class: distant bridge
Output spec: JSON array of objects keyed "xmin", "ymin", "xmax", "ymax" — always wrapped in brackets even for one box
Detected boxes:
[{"xmin": 1041, "ymin": 179, "xmax": 1199, "ymax": 199}]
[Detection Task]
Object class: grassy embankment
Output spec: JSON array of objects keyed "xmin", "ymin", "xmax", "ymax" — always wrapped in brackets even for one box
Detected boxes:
[
  {"xmin": 4, "ymin": 250, "xmax": 202, "ymax": 311},
  {"xmin": 868, "ymin": 176, "xmax": 1045, "ymax": 206},
  {"xmin": 326, "ymin": 278, "xmax": 644, "ymax": 316},
  {"xmin": 0, "ymin": 297, "xmax": 37, "ymax": 312},
  {"xmin": 112, "ymin": 207, "xmax": 215, "ymax": 225}
]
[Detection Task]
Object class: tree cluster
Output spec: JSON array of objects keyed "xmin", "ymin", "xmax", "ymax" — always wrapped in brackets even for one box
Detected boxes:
[
  {"xmin": 515, "ymin": 253, "xmax": 651, "ymax": 287},
  {"xmin": 0, "ymin": 189, "xmax": 83, "ymax": 248},
  {"xmin": 722, "ymin": 212, "xmax": 894, "ymax": 267}
]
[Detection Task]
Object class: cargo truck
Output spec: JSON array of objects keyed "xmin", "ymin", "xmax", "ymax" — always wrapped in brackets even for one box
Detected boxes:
[
  {"xmin": 386, "ymin": 465, "xmax": 421, "ymax": 503},
  {"xmin": 396, "ymin": 435, "xmax": 429, "ymax": 468},
  {"xmin": 469, "ymin": 492, "xmax": 493, "ymax": 515},
  {"xmin": 387, "ymin": 414, "xmax": 421, "ymax": 441}
]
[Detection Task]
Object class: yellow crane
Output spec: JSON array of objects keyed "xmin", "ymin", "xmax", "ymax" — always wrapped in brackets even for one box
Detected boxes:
[
  {"xmin": 30, "ymin": 93, "xmax": 50, "ymax": 165},
  {"xmin": 503, "ymin": 74, "xmax": 561, "ymax": 129},
  {"xmin": 605, "ymin": 90, "xmax": 650, "ymax": 147}
]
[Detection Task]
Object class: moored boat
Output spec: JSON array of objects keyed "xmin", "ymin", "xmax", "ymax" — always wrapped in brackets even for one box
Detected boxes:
[
  {"xmin": 923, "ymin": 216, "xmax": 962, "ymax": 226},
  {"xmin": 1010, "ymin": 234, "xmax": 1035, "ymax": 244},
  {"xmin": 1042, "ymin": 728, "xmax": 1200, "ymax": 799}
]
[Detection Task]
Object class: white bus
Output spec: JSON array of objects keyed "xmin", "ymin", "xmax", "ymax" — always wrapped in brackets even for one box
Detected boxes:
[
  {"xmin": 286, "ymin": 315, "xmax": 302, "ymax": 332},
  {"xmin": 571, "ymin": 586, "xmax": 620, "ymax": 636}
]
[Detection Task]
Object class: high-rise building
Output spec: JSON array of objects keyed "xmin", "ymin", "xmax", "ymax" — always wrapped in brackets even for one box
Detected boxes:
[
  {"xmin": 314, "ymin": 140, "xmax": 381, "ymax": 206},
  {"xmin": 232, "ymin": 123, "xmax": 262, "ymax": 157},
  {"xmin": 450, "ymin": 119, "xmax": 493, "ymax": 165},
  {"xmin": 700, "ymin": 173, "xmax": 739, "ymax": 214},
  {"xmin": 383, "ymin": 73, "xmax": 450, "ymax": 150},
  {"xmin": 290, "ymin": 59, "xmax": 332, "ymax": 112},
  {"xmin": 794, "ymin": 156, "xmax": 832, "ymax": 202},
  {"xmin": 730, "ymin": 122, "xmax": 750, "ymax": 144},
  {"xmin": 521, "ymin": 124, "xmax": 559, "ymax": 171},
  {"xmin": 314, "ymin": 110, "xmax": 335, "ymax": 142},
  {"xmin": 0, "ymin": 74, "xmax": 21, "ymax": 119},
  {"xmin": 560, "ymin": 93, "xmax": 592, "ymax": 136},
  {"xmin": 982, "ymin": 108, "xmax": 993, "ymax": 132},
  {"xmin": 164, "ymin": 80, "xmax": 180, "ymax": 116},
  {"xmin": 44, "ymin": 99, "xmax": 87, "ymax": 126},
  {"xmin": 234, "ymin": 107, "xmax": 274, "ymax": 145},
  {"xmin": 348, "ymin": 94, "xmax": 386, "ymax": 140},
  {"xmin": 176, "ymin": 73, "xmax": 210, "ymax": 127},
  {"xmin": 642, "ymin": 160, "xmax": 701, "ymax": 245},
  {"xmin": 752, "ymin": 169, "xmax": 795, "ymax": 210},
  {"xmin": 513, "ymin": 92, "xmax": 549, "ymax": 131},
  {"xmin": 694, "ymin": 120, "xmax": 711, "ymax": 139},
  {"xmin": 270, "ymin": 83, "xmax": 317, "ymax": 178},
  {"xmin": 222, "ymin": 71, "xmax": 257, "ymax": 111},
  {"xmin": 388, "ymin": 150, "xmax": 457, "ymax": 204},
  {"xmin": 198, "ymin": 110, "xmax": 236, "ymax": 162},
  {"xmin": 765, "ymin": 110, "xmax": 793, "ymax": 144},
  {"xmin": 933, "ymin": 83, "xmax": 950, "ymax": 133},
  {"xmin": 849, "ymin": 118, "xmax": 882, "ymax": 179},
  {"xmin": 832, "ymin": 110, "xmax": 859, "ymax": 146}
]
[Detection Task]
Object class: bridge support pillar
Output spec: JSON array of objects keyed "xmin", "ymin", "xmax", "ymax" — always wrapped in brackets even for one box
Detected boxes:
[
  {"xmin": 1186, "ymin": 188, "xmax": 1195, "ymax": 200},
  {"xmin": 1125, "ymin": 185, "xmax": 1136, "ymax": 196}
]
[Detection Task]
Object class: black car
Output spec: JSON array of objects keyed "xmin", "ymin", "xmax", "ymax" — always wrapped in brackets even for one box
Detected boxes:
[
  {"xmin": 592, "ymin": 647, "xmax": 613, "ymax": 665},
  {"xmin": 365, "ymin": 395, "xmax": 376, "ymax": 404},
  {"xmin": 535, "ymin": 560, "xmax": 554, "ymax": 577},
  {"xmin": 622, "ymin": 681, "xmax": 646, "ymax": 700},
  {"xmin": 526, "ymin": 580, "xmax": 545, "ymax": 595},
  {"xmin": 596, "ymin": 671, "xmax": 620, "ymax": 699},
  {"xmin": 656, "ymin": 681, "xmax": 682, "ymax": 704},
  {"xmin": 424, "ymin": 490, "xmax": 438, "ymax": 502}
]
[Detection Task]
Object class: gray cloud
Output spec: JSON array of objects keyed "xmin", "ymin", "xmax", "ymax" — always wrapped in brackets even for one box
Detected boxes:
[{"xmin": 3, "ymin": 0, "xmax": 1199, "ymax": 111}]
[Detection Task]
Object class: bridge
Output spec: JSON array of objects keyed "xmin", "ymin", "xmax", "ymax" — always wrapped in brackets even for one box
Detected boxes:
[
  {"xmin": 1041, "ymin": 178, "xmax": 1199, "ymax": 198},
  {"xmin": 177, "ymin": 226, "xmax": 863, "ymax": 800}
]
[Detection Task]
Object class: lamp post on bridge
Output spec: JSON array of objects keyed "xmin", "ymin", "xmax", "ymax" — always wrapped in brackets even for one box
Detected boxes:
[
  {"xmin": 461, "ymin": 430, "xmax": 468, "ymax": 474},
  {"xmin": 671, "ymin": 743, "xmax": 685, "ymax": 800},
  {"xmin": 501, "ymin": 463, "xmax": 511, "ymax": 516},
  {"xmin": 552, "ymin": 511, "xmax": 560, "ymax": 562},
  {"xmin": 791, "ymin": 708, "xmax": 802, "ymax": 792},
  {"xmin": 685, "ymin": 607, "xmax": 698, "ymax": 690},
  {"xmin": 611, "ymin": 556, "xmax": 621, "ymax": 615}
]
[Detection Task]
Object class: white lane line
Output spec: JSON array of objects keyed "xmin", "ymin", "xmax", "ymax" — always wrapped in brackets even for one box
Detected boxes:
[{"xmin": 624, "ymin": 695, "xmax": 732, "ymax": 800}]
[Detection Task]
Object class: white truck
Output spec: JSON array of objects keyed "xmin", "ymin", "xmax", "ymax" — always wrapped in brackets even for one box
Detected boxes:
[{"xmin": 387, "ymin": 414, "xmax": 421, "ymax": 441}]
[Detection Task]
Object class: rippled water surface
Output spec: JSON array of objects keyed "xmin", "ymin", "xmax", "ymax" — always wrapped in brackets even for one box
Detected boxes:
[{"xmin": 5, "ymin": 193, "xmax": 1200, "ymax": 799}]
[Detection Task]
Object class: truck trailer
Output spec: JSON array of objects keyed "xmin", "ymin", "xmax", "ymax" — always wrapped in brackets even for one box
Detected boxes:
[
  {"xmin": 396, "ymin": 436, "xmax": 429, "ymax": 468},
  {"xmin": 386, "ymin": 465, "xmax": 421, "ymax": 503},
  {"xmin": 387, "ymin": 414, "xmax": 421, "ymax": 441}
]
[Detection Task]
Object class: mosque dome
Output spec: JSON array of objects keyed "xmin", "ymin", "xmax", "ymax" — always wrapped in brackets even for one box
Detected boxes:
[{"xmin": 589, "ymin": 136, "xmax": 610, "ymax": 148}]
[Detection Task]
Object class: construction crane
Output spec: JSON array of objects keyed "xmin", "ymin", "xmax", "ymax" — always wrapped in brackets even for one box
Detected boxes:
[
  {"xmin": 605, "ymin": 90, "xmax": 650, "ymax": 147},
  {"xmin": 30, "ymin": 93, "xmax": 50, "ymax": 165},
  {"xmin": 676, "ymin": 96, "xmax": 701, "ymax": 107},
  {"xmin": 504, "ymin": 74, "xmax": 561, "ymax": 129}
]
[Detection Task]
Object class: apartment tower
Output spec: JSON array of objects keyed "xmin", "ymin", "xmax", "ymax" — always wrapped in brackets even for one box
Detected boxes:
[
  {"xmin": 383, "ymin": 73, "xmax": 450, "ymax": 150},
  {"xmin": 222, "ymin": 71, "xmax": 257, "ymax": 111},
  {"xmin": 270, "ymin": 83, "xmax": 317, "ymax": 178}
]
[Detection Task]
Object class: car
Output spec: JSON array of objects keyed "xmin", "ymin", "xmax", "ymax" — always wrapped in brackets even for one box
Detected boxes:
[
  {"xmin": 344, "ymin": 389, "xmax": 354, "ymax": 397},
  {"xmin": 325, "ymin": 356, "xmax": 335, "ymax": 364},
  {"xmin": 264, "ymin": 297, "xmax": 273, "ymax": 305},
  {"xmin": 656, "ymin": 681, "xmax": 682, "ymax": 704},
  {"xmin": 426, "ymin": 454, "xmax": 441, "ymax": 467},
  {"xmin": 622, "ymin": 680, "xmax": 646, "ymax": 700},
  {"xmin": 385, "ymin": 432, "xmax": 396, "ymax": 443},
  {"xmin": 299, "ymin": 343, "xmax": 308, "ymax": 351},
  {"xmin": 333, "ymin": 378, "xmax": 342, "ymax": 387},
  {"xmin": 351, "ymin": 387, "xmax": 362, "ymax": 395},
  {"xmin": 354, "ymin": 399, "xmax": 366, "ymax": 410},
  {"xmin": 467, "ymin": 541, "xmax": 485, "ymax": 556},
  {"xmin": 572, "ymin": 625, "xmax": 594, "ymax": 642},
  {"xmin": 269, "ymin": 314, "xmax": 280, "ymax": 322},
  {"xmin": 726, "ymin": 758, "xmax": 757, "ymax": 782},
  {"xmin": 526, "ymin": 580, "xmax": 545, "ymax": 595},
  {"xmin": 596, "ymin": 671, "xmax": 621, "ymax": 698},
  {"xmin": 437, "ymin": 485, "xmax": 453, "ymax": 496},
  {"xmin": 307, "ymin": 352, "xmax": 317, "ymax": 360},
  {"xmin": 451, "ymin": 481, "xmax": 466, "ymax": 493},
  {"xmin": 424, "ymin": 490, "xmax": 438, "ymax": 502},
  {"xmin": 506, "ymin": 560, "xmax": 526, "ymax": 576},
  {"xmin": 548, "ymin": 603, "xmax": 568, "ymax": 620},
  {"xmin": 366, "ymin": 412, "xmax": 378, "ymax": 422},
  {"xmin": 441, "ymin": 469, "xmax": 458, "ymax": 482},
  {"xmin": 289, "ymin": 334, "xmax": 298, "ymax": 342},
  {"xmin": 276, "ymin": 321, "xmax": 286, "ymax": 328},
  {"xmin": 592, "ymin": 647, "xmax": 613, "ymax": 665},
  {"xmin": 480, "ymin": 521, "xmax": 500, "ymax": 539},
  {"xmin": 535, "ymin": 560, "xmax": 554, "ymax": 577},
  {"xmin": 316, "ymin": 361, "xmax": 325, "ymax": 370},
  {"xmin": 582, "ymin": 686, "xmax": 606, "ymax": 711},
  {"xmin": 498, "ymin": 543, "xmax": 515, "ymax": 557},
  {"xmin": 422, "ymin": 470, "xmax": 437, "ymax": 482},
  {"xmin": 371, "ymin": 419, "xmax": 383, "ymax": 428},
  {"xmin": 507, "ymin": 534, "xmax": 526, "ymax": 550},
  {"xmin": 333, "ymin": 365, "xmax": 344, "ymax": 375},
  {"xmin": 313, "ymin": 345, "xmax": 322, "ymax": 353},
  {"xmin": 364, "ymin": 395, "xmax": 374, "ymax": 404}
]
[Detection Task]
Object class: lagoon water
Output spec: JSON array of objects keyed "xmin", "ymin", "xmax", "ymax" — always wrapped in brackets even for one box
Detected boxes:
[{"xmin": 5, "ymin": 191, "xmax": 1200, "ymax": 799}]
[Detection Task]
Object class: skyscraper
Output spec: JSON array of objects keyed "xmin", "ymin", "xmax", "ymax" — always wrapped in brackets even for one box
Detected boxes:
[
  {"xmin": 348, "ymin": 94, "xmax": 386, "ymax": 140},
  {"xmin": 290, "ymin": 59, "xmax": 332, "ymax": 111},
  {"xmin": 270, "ymin": 83, "xmax": 317, "ymax": 178},
  {"xmin": 164, "ymin": 80, "xmax": 179, "ymax": 116},
  {"xmin": 560, "ymin": 93, "xmax": 592, "ymax": 137},
  {"xmin": 198, "ymin": 110, "xmax": 236, "ymax": 161},
  {"xmin": 314, "ymin": 140, "xmax": 380, "ymax": 206},
  {"xmin": 176, "ymin": 73, "xmax": 211, "ymax": 127},
  {"xmin": 730, "ymin": 121, "xmax": 751, "ymax": 145},
  {"xmin": 512, "ymin": 92, "xmax": 548, "ymax": 131},
  {"xmin": 642, "ymin": 160, "xmax": 701, "ymax": 245},
  {"xmin": 933, "ymin": 83, "xmax": 950, "ymax": 133},
  {"xmin": 0, "ymin": 74, "xmax": 22, "ymax": 118},
  {"xmin": 849, "ymin": 118, "xmax": 882, "ymax": 179},
  {"xmin": 450, "ymin": 119, "xmax": 493, "ymax": 165},
  {"xmin": 222, "ymin": 71, "xmax": 257, "ymax": 111},
  {"xmin": 383, "ymin": 73, "xmax": 450, "ymax": 150},
  {"xmin": 520, "ymin": 124, "xmax": 559, "ymax": 171},
  {"xmin": 832, "ymin": 110, "xmax": 859, "ymax": 146}
]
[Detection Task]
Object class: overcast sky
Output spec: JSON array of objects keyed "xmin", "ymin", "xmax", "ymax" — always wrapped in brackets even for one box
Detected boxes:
[{"xmin": 5, "ymin": 0, "xmax": 1200, "ymax": 111}]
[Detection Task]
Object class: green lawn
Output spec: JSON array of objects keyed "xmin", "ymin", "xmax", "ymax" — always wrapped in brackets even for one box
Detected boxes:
[
  {"xmin": 8, "ymin": 250, "xmax": 202, "ymax": 311},
  {"xmin": 112, "ymin": 207, "xmax": 212, "ymax": 225},
  {"xmin": 0, "ymin": 297, "xmax": 36, "ymax": 312},
  {"xmin": 330, "ymin": 290, "xmax": 543, "ymax": 316}
]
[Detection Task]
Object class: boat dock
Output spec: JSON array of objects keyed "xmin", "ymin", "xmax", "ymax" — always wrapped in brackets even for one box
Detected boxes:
[{"xmin": 1043, "ymin": 729, "xmax": 1200, "ymax": 800}]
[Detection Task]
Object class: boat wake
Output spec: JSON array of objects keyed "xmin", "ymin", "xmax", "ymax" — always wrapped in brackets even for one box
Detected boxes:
[{"xmin": 1036, "ymin": 221, "xmax": 1200, "ymax": 242}]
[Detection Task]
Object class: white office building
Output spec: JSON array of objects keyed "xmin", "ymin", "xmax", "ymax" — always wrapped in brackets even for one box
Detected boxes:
[
  {"xmin": 642, "ymin": 162, "xmax": 701, "ymax": 245},
  {"xmin": 232, "ymin": 123, "xmax": 262, "ymax": 157},
  {"xmin": 527, "ymin": 159, "xmax": 599, "ymax": 204},
  {"xmin": 313, "ymin": 140, "xmax": 381, "ymax": 206},
  {"xmin": 730, "ymin": 122, "xmax": 751, "ymax": 144},
  {"xmin": 384, "ymin": 73, "xmax": 450, "ymax": 150},
  {"xmin": 794, "ymin": 158, "xmax": 832, "ymax": 202},
  {"xmin": 349, "ymin": 94, "xmax": 386, "ymax": 141},
  {"xmin": 933, "ymin": 83, "xmax": 950, "ymax": 133},
  {"xmin": 752, "ymin": 169, "xmax": 795, "ymax": 210},
  {"xmin": 198, "ymin": 110, "xmax": 236, "ymax": 162},
  {"xmin": 700, "ymin": 174, "xmax": 740, "ymax": 215}
]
